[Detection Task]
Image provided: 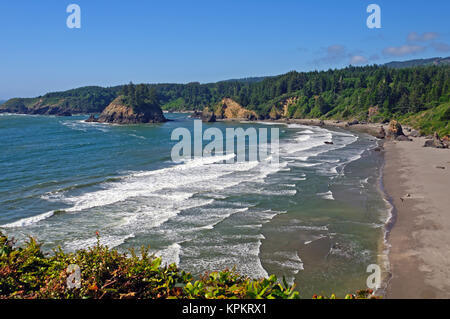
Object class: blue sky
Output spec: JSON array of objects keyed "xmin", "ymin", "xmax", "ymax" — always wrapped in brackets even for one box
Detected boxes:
[{"xmin": 0, "ymin": 0, "xmax": 449, "ymax": 99}]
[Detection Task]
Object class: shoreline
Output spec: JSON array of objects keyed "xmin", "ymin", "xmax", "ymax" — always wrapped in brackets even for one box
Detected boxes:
[
  {"xmin": 265, "ymin": 118, "xmax": 450, "ymax": 298},
  {"xmin": 3, "ymin": 112, "xmax": 449, "ymax": 297}
]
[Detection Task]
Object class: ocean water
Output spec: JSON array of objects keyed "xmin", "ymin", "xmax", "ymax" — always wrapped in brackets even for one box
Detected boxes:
[{"xmin": 0, "ymin": 113, "xmax": 389, "ymax": 297}]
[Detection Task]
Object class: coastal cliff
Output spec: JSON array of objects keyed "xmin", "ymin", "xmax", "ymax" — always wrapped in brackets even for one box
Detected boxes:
[
  {"xmin": 192, "ymin": 98, "xmax": 258, "ymax": 122},
  {"xmin": 214, "ymin": 98, "xmax": 258, "ymax": 120},
  {"xmin": 0, "ymin": 97, "xmax": 73, "ymax": 116},
  {"xmin": 0, "ymin": 86, "xmax": 119, "ymax": 116}
]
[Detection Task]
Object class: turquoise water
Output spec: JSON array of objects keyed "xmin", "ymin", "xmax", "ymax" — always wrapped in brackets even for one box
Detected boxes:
[{"xmin": 0, "ymin": 113, "xmax": 389, "ymax": 297}]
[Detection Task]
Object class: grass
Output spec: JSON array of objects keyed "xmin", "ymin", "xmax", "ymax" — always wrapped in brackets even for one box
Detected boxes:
[{"xmin": 401, "ymin": 102, "xmax": 450, "ymax": 137}]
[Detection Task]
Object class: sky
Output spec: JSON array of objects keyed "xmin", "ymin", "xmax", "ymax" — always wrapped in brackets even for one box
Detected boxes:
[{"xmin": 0, "ymin": 0, "xmax": 449, "ymax": 99}]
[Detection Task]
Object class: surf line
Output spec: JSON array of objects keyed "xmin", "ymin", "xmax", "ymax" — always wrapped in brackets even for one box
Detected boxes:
[{"xmin": 171, "ymin": 120, "xmax": 279, "ymax": 165}]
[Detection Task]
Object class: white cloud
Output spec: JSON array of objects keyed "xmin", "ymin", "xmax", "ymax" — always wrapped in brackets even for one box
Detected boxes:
[
  {"xmin": 349, "ymin": 55, "xmax": 368, "ymax": 65},
  {"xmin": 407, "ymin": 32, "xmax": 439, "ymax": 42},
  {"xmin": 383, "ymin": 45, "xmax": 426, "ymax": 57}
]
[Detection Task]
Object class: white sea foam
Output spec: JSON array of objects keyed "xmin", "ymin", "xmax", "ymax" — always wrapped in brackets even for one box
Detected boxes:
[
  {"xmin": 267, "ymin": 251, "xmax": 304, "ymax": 274},
  {"xmin": 65, "ymin": 233, "xmax": 135, "ymax": 252},
  {"xmin": 1, "ymin": 211, "xmax": 55, "ymax": 228},
  {"xmin": 62, "ymin": 120, "xmax": 111, "ymax": 132},
  {"xmin": 191, "ymin": 207, "xmax": 250, "ymax": 230},
  {"xmin": 155, "ymin": 243, "xmax": 182, "ymax": 266},
  {"xmin": 254, "ymin": 121, "xmax": 286, "ymax": 126},
  {"xmin": 61, "ymin": 154, "xmax": 253, "ymax": 213},
  {"xmin": 317, "ymin": 190, "xmax": 335, "ymax": 200},
  {"xmin": 185, "ymin": 240, "xmax": 269, "ymax": 279}
]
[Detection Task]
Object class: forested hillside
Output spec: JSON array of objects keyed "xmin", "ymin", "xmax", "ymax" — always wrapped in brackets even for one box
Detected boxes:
[{"xmin": 1, "ymin": 63, "xmax": 449, "ymax": 135}]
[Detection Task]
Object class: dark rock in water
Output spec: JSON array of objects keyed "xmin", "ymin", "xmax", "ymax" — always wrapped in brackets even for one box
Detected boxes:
[
  {"xmin": 198, "ymin": 107, "xmax": 216, "ymax": 122},
  {"xmin": 347, "ymin": 120, "xmax": 359, "ymax": 126},
  {"xmin": 373, "ymin": 146, "xmax": 384, "ymax": 152},
  {"xmin": 386, "ymin": 120, "xmax": 405, "ymax": 139},
  {"xmin": 436, "ymin": 166, "xmax": 446, "ymax": 170},
  {"xmin": 85, "ymin": 114, "xmax": 98, "ymax": 122},
  {"xmin": 376, "ymin": 126, "xmax": 386, "ymax": 139},
  {"xmin": 424, "ymin": 132, "xmax": 448, "ymax": 148},
  {"xmin": 395, "ymin": 135, "xmax": 412, "ymax": 142},
  {"xmin": 324, "ymin": 141, "xmax": 334, "ymax": 145},
  {"xmin": 202, "ymin": 111, "xmax": 216, "ymax": 123},
  {"xmin": 189, "ymin": 111, "xmax": 202, "ymax": 119}
]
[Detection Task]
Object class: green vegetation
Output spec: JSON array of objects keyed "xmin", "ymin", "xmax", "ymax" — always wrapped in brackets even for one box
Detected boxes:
[
  {"xmin": 400, "ymin": 102, "xmax": 450, "ymax": 136},
  {"xmin": 1, "ymin": 86, "xmax": 120, "ymax": 114},
  {"xmin": 1, "ymin": 61, "xmax": 448, "ymax": 135},
  {"xmin": 0, "ymin": 232, "xmax": 376, "ymax": 299},
  {"xmin": 120, "ymin": 82, "xmax": 161, "ymax": 113}
]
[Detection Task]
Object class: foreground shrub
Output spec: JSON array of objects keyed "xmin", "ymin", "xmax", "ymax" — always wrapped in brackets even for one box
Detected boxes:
[{"xmin": 0, "ymin": 232, "xmax": 376, "ymax": 299}]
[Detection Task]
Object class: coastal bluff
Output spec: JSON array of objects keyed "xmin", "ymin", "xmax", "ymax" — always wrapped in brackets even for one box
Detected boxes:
[
  {"xmin": 86, "ymin": 96, "xmax": 166, "ymax": 124},
  {"xmin": 191, "ymin": 98, "xmax": 258, "ymax": 122}
]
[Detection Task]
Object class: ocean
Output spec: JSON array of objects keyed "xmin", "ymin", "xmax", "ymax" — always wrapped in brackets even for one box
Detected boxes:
[{"xmin": 0, "ymin": 113, "xmax": 390, "ymax": 297}]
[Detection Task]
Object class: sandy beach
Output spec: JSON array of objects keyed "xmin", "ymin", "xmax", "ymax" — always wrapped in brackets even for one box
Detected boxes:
[{"xmin": 382, "ymin": 137, "xmax": 450, "ymax": 298}]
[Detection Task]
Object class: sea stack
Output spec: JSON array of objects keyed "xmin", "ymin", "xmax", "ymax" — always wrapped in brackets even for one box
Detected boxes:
[
  {"xmin": 87, "ymin": 83, "xmax": 166, "ymax": 124},
  {"xmin": 95, "ymin": 97, "xmax": 165, "ymax": 124}
]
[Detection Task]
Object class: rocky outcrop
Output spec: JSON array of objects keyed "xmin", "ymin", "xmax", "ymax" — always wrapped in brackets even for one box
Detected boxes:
[
  {"xmin": 90, "ymin": 96, "xmax": 166, "ymax": 124},
  {"xmin": 200, "ymin": 107, "xmax": 216, "ymax": 122},
  {"xmin": 376, "ymin": 126, "xmax": 386, "ymax": 139},
  {"xmin": 386, "ymin": 120, "xmax": 406, "ymax": 140},
  {"xmin": 189, "ymin": 111, "xmax": 202, "ymax": 119},
  {"xmin": 424, "ymin": 132, "xmax": 448, "ymax": 148},
  {"xmin": 213, "ymin": 98, "xmax": 257, "ymax": 120},
  {"xmin": 85, "ymin": 114, "xmax": 97, "ymax": 122},
  {"xmin": 269, "ymin": 106, "xmax": 281, "ymax": 120},
  {"xmin": 347, "ymin": 120, "xmax": 359, "ymax": 126}
]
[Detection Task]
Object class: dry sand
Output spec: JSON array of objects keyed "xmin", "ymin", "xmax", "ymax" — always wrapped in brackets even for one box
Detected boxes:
[{"xmin": 383, "ymin": 137, "xmax": 450, "ymax": 298}]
